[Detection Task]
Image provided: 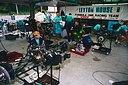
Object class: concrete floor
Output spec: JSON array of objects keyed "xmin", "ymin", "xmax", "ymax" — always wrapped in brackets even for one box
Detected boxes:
[{"xmin": 0, "ymin": 36, "xmax": 128, "ymax": 85}]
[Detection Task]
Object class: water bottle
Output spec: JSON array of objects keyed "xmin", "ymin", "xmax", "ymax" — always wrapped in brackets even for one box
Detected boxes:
[{"xmin": 34, "ymin": 82, "xmax": 42, "ymax": 85}]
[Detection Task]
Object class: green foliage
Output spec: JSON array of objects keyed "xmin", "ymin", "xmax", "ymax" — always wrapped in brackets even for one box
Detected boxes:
[
  {"xmin": 61, "ymin": 0, "xmax": 78, "ymax": 3},
  {"xmin": 0, "ymin": 4, "xmax": 29, "ymax": 15},
  {"xmin": 0, "ymin": 4, "xmax": 10, "ymax": 14},
  {"xmin": 18, "ymin": 5, "xmax": 30, "ymax": 14}
]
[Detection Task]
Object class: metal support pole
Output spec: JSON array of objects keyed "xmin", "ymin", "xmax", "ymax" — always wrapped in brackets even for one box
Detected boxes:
[
  {"xmin": 37, "ymin": 66, "xmax": 40, "ymax": 79},
  {"xmin": 50, "ymin": 65, "xmax": 53, "ymax": 85},
  {"xmin": 41, "ymin": 6, "xmax": 42, "ymax": 12},
  {"xmin": 29, "ymin": 2, "xmax": 35, "ymax": 19},
  {"xmin": 15, "ymin": 4, "xmax": 19, "ymax": 14}
]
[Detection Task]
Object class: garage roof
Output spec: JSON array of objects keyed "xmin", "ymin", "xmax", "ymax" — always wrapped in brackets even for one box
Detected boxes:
[{"xmin": 0, "ymin": 0, "xmax": 127, "ymax": 6}]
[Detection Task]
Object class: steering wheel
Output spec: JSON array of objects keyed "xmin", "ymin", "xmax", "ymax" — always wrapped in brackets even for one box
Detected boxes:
[{"xmin": 97, "ymin": 35, "xmax": 105, "ymax": 43}]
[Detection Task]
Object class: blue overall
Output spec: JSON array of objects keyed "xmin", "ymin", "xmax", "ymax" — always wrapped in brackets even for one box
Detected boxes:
[
  {"xmin": 116, "ymin": 25, "xmax": 128, "ymax": 36},
  {"xmin": 53, "ymin": 16, "xmax": 63, "ymax": 34}
]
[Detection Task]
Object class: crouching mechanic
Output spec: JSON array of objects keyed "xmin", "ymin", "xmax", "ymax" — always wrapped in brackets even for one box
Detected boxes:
[
  {"xmin": 82, "ymin": 34, "xmax": 93, "ymax": 49},
  {"xmin": 115, "ymin": 20, "xmax": 128, "ymax": 45},
  {"xmin": 93, "ymin": 23, "xmax": 106, "ymax": 35},
  {"xmin": 76, "ymin": 34, "xmax": 93, "ymax": 52}
]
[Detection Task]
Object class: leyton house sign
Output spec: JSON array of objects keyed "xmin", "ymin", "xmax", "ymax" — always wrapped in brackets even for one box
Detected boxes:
[{"xmin": 60, "ymin": 5, "xmax": 128, "ymax": 20}]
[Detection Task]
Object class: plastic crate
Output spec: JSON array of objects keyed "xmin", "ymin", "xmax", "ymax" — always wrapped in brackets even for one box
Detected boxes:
[{"xmin": 5, "ymin": 34, "xmax": 17, "ymax": 40}]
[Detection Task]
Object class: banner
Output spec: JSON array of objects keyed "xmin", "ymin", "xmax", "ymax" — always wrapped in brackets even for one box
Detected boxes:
[{"xmin": 60, "ymin": 5, "xmax": 128, "ymax": 20}]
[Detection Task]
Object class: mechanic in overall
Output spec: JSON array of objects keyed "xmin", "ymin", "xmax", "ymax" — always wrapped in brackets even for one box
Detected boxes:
[
  {"xmin": 29, "ymin": 31, "xmax": 45, "ymax": 47},
  {"xmin": 53, "ymin": 12, "xmax": 63, "ymax": 40},
  {"xmin": 115, "ymin": 20, "xmax": 128, "ymax": 45},
  {"xmin": 35, "ymin": 9, "xmax": 46, "ymax": 31},
  {"xmin": 28, "ymin": 31, "xmax": 46, "ymax": 61},
  {"xmin": 93, "ymin": 23, "xmax": 106, "ymax": 34},
  {"xmin": 74, "ymin": 21, "xmax": 84, "ymax": 41},
  {"xmin": 66, "ymin": 13, "xmax": 75, "ymax": 43}
]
